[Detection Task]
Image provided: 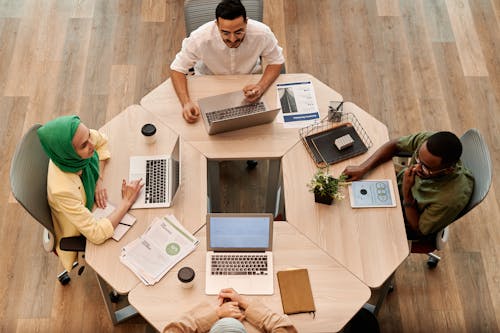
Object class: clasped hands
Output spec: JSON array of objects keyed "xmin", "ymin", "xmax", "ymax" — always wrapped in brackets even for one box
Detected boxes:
[{"xmin": 215, "ymin": 288, "xmax": 249, "ymax": 321}]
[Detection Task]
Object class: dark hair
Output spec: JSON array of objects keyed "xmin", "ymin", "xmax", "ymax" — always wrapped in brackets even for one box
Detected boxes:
[
  {"xmin": 215, "ymin": 0, "xmax": 246, "ymax": 21},
  {"xmin": 427, "ymin": 131, "xmax": 462, "ymax": 166}
]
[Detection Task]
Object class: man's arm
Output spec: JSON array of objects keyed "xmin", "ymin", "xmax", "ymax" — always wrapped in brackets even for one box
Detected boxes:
[
  {"xmin": 171, "ymin": 70, "xmax": 200, "ymax": 123},
  {"xmin": 342, "ymin": 138, "xmax": 400, "ymax": 180},
  {"xmin": 243, "ymin": 63, "xmax": 283, "ymax": 103}
]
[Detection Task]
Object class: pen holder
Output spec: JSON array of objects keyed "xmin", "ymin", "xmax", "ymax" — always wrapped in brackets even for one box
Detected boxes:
[{"xmin": 327, "ymin": 101, "xmax": 343, "ymax": 122}]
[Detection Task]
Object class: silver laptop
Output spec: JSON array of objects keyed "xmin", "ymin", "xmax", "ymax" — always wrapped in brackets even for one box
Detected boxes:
[
  {"xmin": 205, "ymin": 213, "xmax": 274, "ymax": 295},
  {"xmin": 198, "ymin": 90, "xmax": 281, "ymax": 135},
  {"xmin": 128, "ymin": 140, "xmax": 180, "ymax": 209}
]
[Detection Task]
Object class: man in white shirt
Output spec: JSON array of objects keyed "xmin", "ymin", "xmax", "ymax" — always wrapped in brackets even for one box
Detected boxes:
[{"xmin": 170, "ymin": 0, "xmax": 285, "ymax": 123}]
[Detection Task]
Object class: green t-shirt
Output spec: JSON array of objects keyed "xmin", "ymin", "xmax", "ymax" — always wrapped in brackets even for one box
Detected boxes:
[{"xmin": 396, "ymin": 132, "xmax": 474, "ymax": 235}]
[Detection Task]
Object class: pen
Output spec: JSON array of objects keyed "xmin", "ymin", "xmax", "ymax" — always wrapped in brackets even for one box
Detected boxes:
[
  {"xmin": 336, "ymin": 101, "xmax": 344, "ymax": 111},
  {"xmin": 119, "ymin": 222, "xmax": 132, "ymax": 227}
]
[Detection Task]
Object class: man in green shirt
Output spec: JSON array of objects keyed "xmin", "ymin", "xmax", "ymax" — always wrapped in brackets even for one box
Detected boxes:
[{"xmin": 343, "ymin": 131, "xmax": 474, "ymax": 240}]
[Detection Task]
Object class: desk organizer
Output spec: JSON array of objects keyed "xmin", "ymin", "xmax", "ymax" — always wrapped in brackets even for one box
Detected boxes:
[{"xmin": 300, "ymin": 113, "xmax": 372, "ymax": 168}]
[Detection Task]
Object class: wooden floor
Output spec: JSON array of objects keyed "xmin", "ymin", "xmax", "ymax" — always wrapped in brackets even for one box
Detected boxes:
[{"xmin": 1, "ymin": 0, "xmax": 499, "ymax": 332}]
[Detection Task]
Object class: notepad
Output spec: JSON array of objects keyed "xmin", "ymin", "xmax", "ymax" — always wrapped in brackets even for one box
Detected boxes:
[
  {"xmin": 93, "ymin": 203, "xmax": 137, "ymax": 241},
  {"xmin": 277, "ymin": 268, "xmax": 316, "ymax": 316}
]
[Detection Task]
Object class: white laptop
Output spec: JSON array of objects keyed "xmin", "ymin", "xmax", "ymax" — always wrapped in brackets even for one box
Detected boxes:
[
  {"xmin": 128, "ymin": 140, "xmax": 180, "ymax": 209},
  {"xmin": 205, "ymin": 213, "xmax": 274, "ymax": 295},
  {"xmin": 198, "ymin": 90, "xmax": 281, "ymax": 135}
]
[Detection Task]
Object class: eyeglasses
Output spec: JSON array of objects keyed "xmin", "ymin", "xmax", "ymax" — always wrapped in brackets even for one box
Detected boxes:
[
  {"xmin": 221, "ymin": 30, "xmax": 245, "ymax": 38},
  {"xmin": 414, "ymin": 154, "xmax": 450, "ymax": 176}
]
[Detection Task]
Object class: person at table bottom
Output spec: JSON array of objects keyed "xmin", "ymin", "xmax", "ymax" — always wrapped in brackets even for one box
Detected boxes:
[{"xmin": 163, "ymin": 288, "xmax": 297, "ymax": 333}]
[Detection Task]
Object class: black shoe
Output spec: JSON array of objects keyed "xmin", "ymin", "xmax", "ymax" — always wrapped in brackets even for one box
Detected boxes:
[{"xmin": 246, "ymin": 160, "xmax": 258, "ymax": 170}]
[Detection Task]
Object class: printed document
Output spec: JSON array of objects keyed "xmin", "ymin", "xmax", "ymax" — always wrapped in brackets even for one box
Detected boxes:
[
  {"xmin": 276, "ymin": 81, "xmax": 320, "ymax": 128},
  {"xmin": 120, "ymin": 214, "xmax": 199, "ymax": 285}
]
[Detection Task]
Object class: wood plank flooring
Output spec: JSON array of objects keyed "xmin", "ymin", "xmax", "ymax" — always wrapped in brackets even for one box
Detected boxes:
[{"xmin": 1, "ymin": 1, "xmax": 499, "ymax": 332}]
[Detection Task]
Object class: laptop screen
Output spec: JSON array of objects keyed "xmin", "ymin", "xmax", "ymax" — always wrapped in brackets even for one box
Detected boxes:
[{"xmin": 207, "ymin": 213, "xmax": 273, "ymax": 251}]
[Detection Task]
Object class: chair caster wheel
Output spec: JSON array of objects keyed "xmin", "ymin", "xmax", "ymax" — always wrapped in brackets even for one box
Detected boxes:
[
  {"xmin": 246, "ymin": 160, "xmax": 258, "ymax": 170},
  {"xmin": 427, "ymin": 256, "xmax": 439, "ymax": 268},
  {"xmin": 58, "ymin": 272, "xmax": 71, "ymax": 285},
  {"xmin": 109, "ymin": 291, "xmax": 120, "ymax": 303}
]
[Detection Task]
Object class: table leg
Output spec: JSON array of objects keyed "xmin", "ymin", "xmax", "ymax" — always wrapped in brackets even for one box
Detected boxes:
[
  {"xmin": 207, "ymin": 160, "xmax": 220, "ymax": 213},
  {"xmin": 266, "ymin": 159, "xmax": 283, "ymax": 217},
  {"xmin": 95, "ymin": 273, "xmax": 138, "ymax": 325}
]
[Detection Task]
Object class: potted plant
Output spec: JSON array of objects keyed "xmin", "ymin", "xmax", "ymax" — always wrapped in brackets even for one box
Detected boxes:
[{"xmin": 307, "ymin": 169, "xmax": 347, "ymax": 205}]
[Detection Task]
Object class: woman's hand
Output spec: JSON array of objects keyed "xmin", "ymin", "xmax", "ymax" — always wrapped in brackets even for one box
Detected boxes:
[
  {"xmin": 121, "ymin": 179, "xmax": 144, "ymax": 207},
  {"xmin": 216, "ymin": 301, "xmax": 245, "ymax": 321},
  {"xmin": 95, "ymin": 177, "xmax": 108, "ymax": 208},
  {"xmin": 217, "ymin": 288, "xmax": 249, "ymax": 310}
]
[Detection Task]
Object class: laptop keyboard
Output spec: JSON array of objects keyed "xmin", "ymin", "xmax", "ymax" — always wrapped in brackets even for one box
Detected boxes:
[
  {"xmin": 205, "ymin": 102, "xmax": 266, "ymax": 124},
  {"xmin": 145, "ymin": 159, "xmax": 168, "ymax": 204},
  {"xmin": 211, "ymin": 254, "xmax": 268, "ymax": 275}
]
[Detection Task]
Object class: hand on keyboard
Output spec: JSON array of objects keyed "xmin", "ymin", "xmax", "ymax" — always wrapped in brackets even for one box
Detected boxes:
[{"xmin": 243, "ymin": 84, "xmax": 262, "ymax": 103}]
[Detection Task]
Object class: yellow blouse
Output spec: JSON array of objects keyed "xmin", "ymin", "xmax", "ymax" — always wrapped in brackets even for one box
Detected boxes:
[{"xmin": 47, "ymin": 129, "xmax": 113, "ymax": 271}]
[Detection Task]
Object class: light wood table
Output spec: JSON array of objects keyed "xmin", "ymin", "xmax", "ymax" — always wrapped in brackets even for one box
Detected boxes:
[
  {"xmin": 128, "ymin": 221, "xmax": 370, "ymax": 333},
  {"xmin": 85, "ymin": 105, "xmax": 208, "ymax": 295},
  {"xmin": 89, "ymin": 74, "xmax": 408, "ymax": 328},
  {"xmin": 282, "ymin": 102, "xmax": 410, "ymax": 288},
  {"xmin": 140, "ymin": 73, "xmax": 342, "ymax": 159}
]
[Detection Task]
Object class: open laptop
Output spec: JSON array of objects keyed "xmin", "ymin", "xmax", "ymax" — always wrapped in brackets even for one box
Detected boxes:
[
  {"xmin": 205, "ymin": 213, "xmax": 274, "ymax": 295},
  {"xmin": 128, "ymin": 139, "xmax": 180, "ymax": 209},
  {"xmin": 198, "ymin": 90, "xmax": 281, "ymax": 135}
]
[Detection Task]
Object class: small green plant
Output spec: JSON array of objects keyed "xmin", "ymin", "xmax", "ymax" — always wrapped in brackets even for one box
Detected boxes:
[{"xmin": 307, "ymin": 169, "xmax": 347, "ymax": 201}]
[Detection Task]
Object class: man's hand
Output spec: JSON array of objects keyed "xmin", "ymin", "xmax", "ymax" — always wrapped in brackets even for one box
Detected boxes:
[
  {"xmin": 243, "ymin": 84, "xmax": 263, "ymax": 103},
  {"xmin": 95, "ymin": 177, "xmax": 108, "ymax": 208},
  {"xmin": 215, "ymin": 301, "xmax": 245, "ymax": 321},
  {"xmin": 402, "ymin": 165, "xmax": 417, "ymax": 200},
  {"xmin": 182, "ymin": 101, "xmax": 200, "ymax": 123},
  {"xmin": 342, "ymin": 165, "xmax": 367, "ymax": 181}
]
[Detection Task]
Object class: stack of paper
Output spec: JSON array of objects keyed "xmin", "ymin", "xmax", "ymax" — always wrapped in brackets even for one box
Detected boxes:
[{"xmin": 120, "ymin": 214, "xmax": 199, "ymax": 285}]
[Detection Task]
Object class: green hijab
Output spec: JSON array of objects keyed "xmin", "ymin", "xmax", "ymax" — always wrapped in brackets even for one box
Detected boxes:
[{"xmin": 37, "ymin": 115, "xmax": 100, "ymax": 210}]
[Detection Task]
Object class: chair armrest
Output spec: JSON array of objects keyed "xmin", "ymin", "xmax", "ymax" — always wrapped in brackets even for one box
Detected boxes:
[{"xmin": 60, "ymin": 236, "xmax": 86, "ymax": 252}]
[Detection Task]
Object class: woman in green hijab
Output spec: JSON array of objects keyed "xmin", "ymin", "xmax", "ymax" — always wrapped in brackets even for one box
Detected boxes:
[{"xmin": 38, "ymin": 115, "xmax": 143, "ymax": 272}]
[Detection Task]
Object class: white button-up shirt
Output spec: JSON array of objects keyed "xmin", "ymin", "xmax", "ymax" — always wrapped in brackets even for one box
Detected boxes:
[{"xmin": 170, "ymin": 19, "xmax": 284, "ymax": 75}]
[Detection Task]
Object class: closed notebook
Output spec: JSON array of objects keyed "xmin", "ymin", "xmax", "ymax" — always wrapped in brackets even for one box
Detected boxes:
[{"xmin": 277, "ymin": 268, "xmax": 316, "ymax": 316}]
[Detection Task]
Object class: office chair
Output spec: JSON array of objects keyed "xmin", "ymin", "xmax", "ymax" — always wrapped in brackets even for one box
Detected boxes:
[
  {"xmin": 184, "ymin": 0, "xmax": 263, "ymax": 37},
  {"xmin": 400, "ymin": 129, "xmax": 492, "ymax": 268},
  {"xmin": 10, "ymin": 124, "xmax": 86, "ymax": 285},
  {"xmin": 183, "ymin": 0, "xmax": 286, "ymax": 74}
]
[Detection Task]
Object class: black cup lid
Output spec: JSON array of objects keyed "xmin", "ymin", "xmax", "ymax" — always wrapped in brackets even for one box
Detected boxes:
[
  {"xmin": 178, "ymin": 267, "xmax": 195, "ymax": 283},
  {"xmin": 141, "ymin": 123, "xmax": 156, "ymax": 137}
]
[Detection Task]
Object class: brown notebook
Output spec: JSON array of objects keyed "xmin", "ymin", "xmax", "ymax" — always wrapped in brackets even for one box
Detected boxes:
[{"xmin": 277, "ymin": 268, "xmax": 316, "ymax": 316}]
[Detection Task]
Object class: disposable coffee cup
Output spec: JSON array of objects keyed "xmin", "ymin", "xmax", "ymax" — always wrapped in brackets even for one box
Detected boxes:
[
  {"xmin": 141, "ymin": 123, "xmax": 157, "ymax": 144},
  {"xmin": 178, "ymin": 267, "xmax": 195, "ymax": 288}
]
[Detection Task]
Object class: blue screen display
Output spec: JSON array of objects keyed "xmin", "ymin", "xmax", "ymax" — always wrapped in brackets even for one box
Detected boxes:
[{"xmin": 209, "ymin": 216, "xmax": 270, "ymax": 249}]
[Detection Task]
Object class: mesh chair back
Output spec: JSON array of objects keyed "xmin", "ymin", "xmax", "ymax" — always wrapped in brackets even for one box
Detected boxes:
[
  {"xmin": 10, "ymin": 124, "xmax": 54, "ymax": 236},
  {"xmin": 184, "ymin": 0, "xmax": 263, "ymax": 37},
  {"xmin": 456, "ymin": 129, "xmax": 492, "ymax": 219}
]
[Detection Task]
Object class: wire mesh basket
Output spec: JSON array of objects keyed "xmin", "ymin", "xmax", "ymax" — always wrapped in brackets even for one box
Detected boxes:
[{"xmin": 299, "ymin": 111, "xmax": 373, "ymax": 168}]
